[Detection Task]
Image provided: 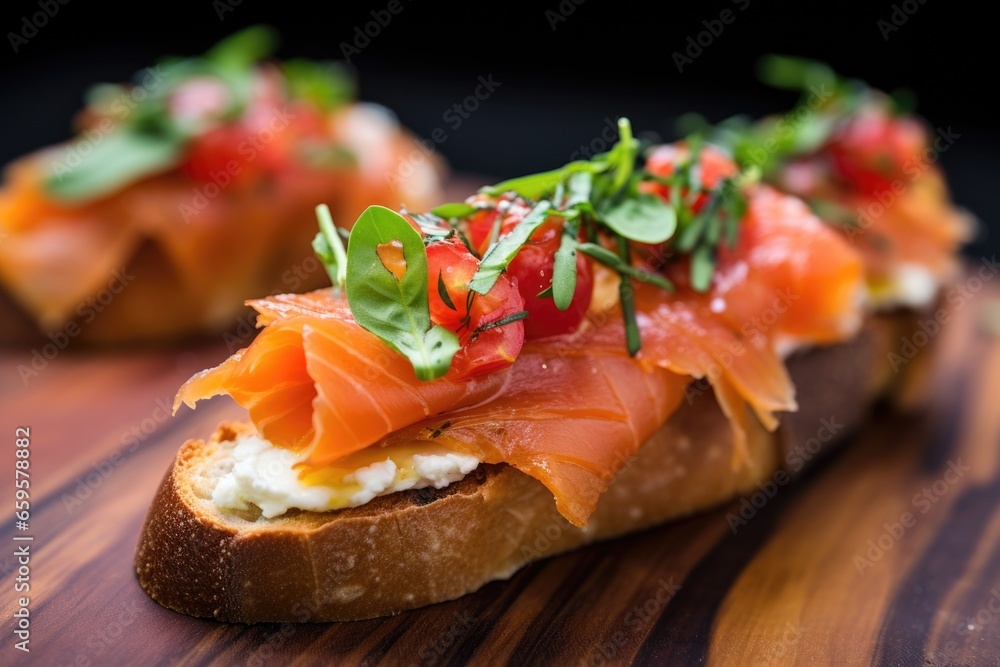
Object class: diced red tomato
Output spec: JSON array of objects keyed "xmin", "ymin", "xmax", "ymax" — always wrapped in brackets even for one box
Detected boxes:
[
  {"xmin": 180, "ymin": 125, "xmax": 258, "ymax": 184},
  {"xmin": 426, "ymin": 238, "xmax": 525, "ymax": 377},
  {"xmin": 645, "ymin": 143, "xmax": 738, "ymax": 191},
  {"xmin": 181, "ymin": 122, "xmax": 297, "ymax": 185},
  {"xmin": 505, "ymin": 219, "xmax": 593, "ymax": 339},
  {"xmin": 465, "ymin": 198, "xmax": 592, "ymax": 340},
  {"xmin": 465, "ymin": 196, "xmax": 533, "ymax": 257},
  {"xmin": 640, "ymin": 144, "xmax": 740, "ymax": 266},
  {"xmin": 825, "ymin": 108, "xmax": 926, "ymax": 196}
]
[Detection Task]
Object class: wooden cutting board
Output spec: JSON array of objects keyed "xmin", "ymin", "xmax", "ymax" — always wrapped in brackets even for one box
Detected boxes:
[{"xmin": 3, "ymin": 273, "xmax": 1000, "ymax": 666}]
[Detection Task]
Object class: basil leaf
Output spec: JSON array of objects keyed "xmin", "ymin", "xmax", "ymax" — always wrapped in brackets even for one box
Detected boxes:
[
  {"xmin": 430, "ymin": 202, "xmax": 478, "ymax": 219},
  {"xmin": 551, "ymin": 232, "xmax": 579, "ymax": 311},
  {"xmin": 312, "ymin": 204, "xmax": 347, "ymax": 290},
  {"xmin": 481, "ymin": 161, "xmax": 606, "ymax": 200},
  {"xmin": 577, "ymin": 243, "xmax": 674, "ymax": 291},
  {"xmin": 44, "ymin": 129, "xmax": 182, "ymax": 203},
  {"xmin": 346, "ymin": 205, "xmax": 460, "ymax": 381},
  {"xmin": 600, "ymin": 193, "xmax": 677, "ymax": 244},
  {"xmin": 470, "ymin": 200, "xmax": 553, "ymax": 294}
]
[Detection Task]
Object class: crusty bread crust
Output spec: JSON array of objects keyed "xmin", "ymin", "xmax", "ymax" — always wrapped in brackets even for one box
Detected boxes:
[{"xmin": 135, "ymin": 311, "xmax": 920, "ymax": 622}]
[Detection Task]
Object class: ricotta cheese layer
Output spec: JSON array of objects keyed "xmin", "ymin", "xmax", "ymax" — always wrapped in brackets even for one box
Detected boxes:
[{"xmin": 212, "ymin": 434, "xmax": 481, "ymax": 518}]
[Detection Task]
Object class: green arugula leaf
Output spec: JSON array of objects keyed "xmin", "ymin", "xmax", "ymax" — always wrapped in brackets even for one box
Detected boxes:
[
  {"xmin": 346, "ymin": 205, "xmax": 460, "ymax": 381},
  {"xmin": 599, "ymin": 193, "xmax": 677, "ymax": 244},
  {"xmin": 480, "ymin": 161, "xmax": 606, "ymax": 200},
  {"xmin": 205, "ymin": 25, "xmax": 278, "ymax": 70},
  {"xmin": 312, "ymin": 203, "xmax": 348, "ymax": 290},
  {"xmin": 551, "ymin": 231, "xmax": 578, "ymax": 310},
  {"xmin": 430, "ymin": 202, "xmax": 479, "ymax": 219},
  {"xmin": 282, "ymin": 58, "xmax": 354, "ymax": 111},
  {"xmin": 470, "ymin": 200, "xmax": 553, "ymax": 294},
  {"xmin": 44, "ymin": 129, "xmax": 183, "ymax": 203},
  {"xmin": 576, "ymin": 243, "xmax": 674, "ymax": 291},
  {"xmin": 564, "ymin": 171, "xmax": 593, "ymax": 209},
  {"xmin": 757, "ymin": 54, "xmax": 837, "ymax": 94},
  {"xmin": 202, "ymin": 26, "xmax": 278, "ymax": 119}
]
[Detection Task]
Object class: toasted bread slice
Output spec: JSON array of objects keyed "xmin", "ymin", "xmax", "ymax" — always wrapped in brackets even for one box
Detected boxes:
[{"xmin": 135, "ymin": 311, "xmax": 919, "ymax": 622}]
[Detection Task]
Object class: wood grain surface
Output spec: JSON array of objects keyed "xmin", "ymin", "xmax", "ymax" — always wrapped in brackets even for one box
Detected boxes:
[{"xmin": 2, "ymin": 270, "xmax": 1000, "ymax": 666}]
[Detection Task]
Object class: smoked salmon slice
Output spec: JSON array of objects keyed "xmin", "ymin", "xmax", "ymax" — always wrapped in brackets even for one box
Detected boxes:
[
  {"xmin": 175, "ymin": 177, "xmax": 866, "ymax": 527},
  {"xmin": 175, "ymin": 294, "xmax": 511, "ymax": 460}
]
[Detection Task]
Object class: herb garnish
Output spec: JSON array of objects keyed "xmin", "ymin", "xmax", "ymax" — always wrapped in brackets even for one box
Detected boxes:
[
  {"xmin": 470, "ymin": 201, "xmax": 554, "ymax": 294},
  {"xmin": 44, "ymin": 26, "xmax": 354, "ymax": 203},
  {"xmin": 462, "ymin": 117, "xmax": 744, "ymax": 354},
  {"xmin": 682, "ymin": 55, "xmax": 877, "ymax": 179},
  {"xmin": 344, "ymin": 206, "xmax": 459, "ymax": 381},
  {"xmin": 311, "ymin": 204, "xmax": 347, "ymax": 290},
  {"xmin": 315, "ymin": 118, "xmax": 748, "ymax": 378}
]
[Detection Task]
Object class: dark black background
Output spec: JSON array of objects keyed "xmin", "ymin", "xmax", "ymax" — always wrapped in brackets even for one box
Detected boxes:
[{"xmin": 1, "ymin": 0, "xmax": 995, "ymax": 255}]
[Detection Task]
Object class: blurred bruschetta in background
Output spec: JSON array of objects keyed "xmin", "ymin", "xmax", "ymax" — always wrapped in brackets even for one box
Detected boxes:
[{"xmin": 0, "ymin": 26, "xmax": 442, "ymax": 345}]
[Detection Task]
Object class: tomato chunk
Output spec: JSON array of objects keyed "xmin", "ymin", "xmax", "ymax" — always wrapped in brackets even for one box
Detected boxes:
[{"xmin": 426, "ymin": 238, "xmax": 525, "ymax": 377}]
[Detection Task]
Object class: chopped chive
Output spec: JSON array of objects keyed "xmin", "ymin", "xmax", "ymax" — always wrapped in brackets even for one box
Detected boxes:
[{"xmin": 616, "ymin": 236, "xmax": 641, "ymax": 356}]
